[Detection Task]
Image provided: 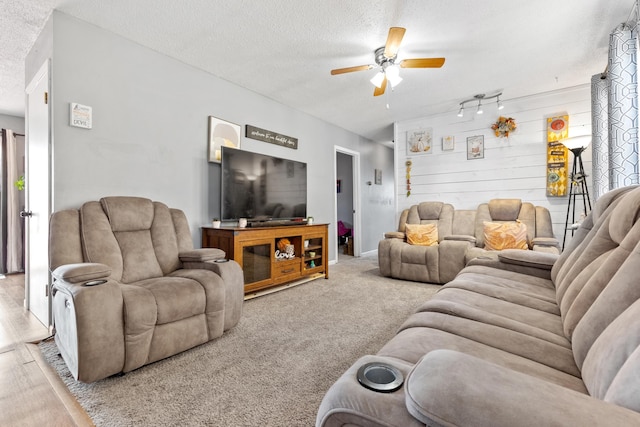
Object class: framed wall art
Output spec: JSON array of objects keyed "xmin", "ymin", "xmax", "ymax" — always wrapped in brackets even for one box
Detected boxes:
[
  {"xmin": 407, "ymin": 128, "xmax": 433, "ymax": 155},
  {"xmin": 467, "ymin": 135, "xmax": 484, "ymax": 160},
  {"xmin": 442, "ymin": 135, "xmax": 455, "ymax": 151},
  {"xmin": 208, "ymin": 116, "xmax": 241, "ymax": 163}
]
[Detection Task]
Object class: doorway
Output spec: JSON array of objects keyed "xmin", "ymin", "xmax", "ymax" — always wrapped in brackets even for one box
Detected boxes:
[
  {"xmin": 334, "ymin": 146, "xmax": 360, "ymax": 260},
  {"xmin": 24, "ymin": 61, "xmax": 51, "ymax": 327}
]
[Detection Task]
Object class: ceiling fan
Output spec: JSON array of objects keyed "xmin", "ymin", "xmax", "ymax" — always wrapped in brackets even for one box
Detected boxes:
[{"xmin": 330, "ymin": 27, "xmax": 445, "ymax": 96}]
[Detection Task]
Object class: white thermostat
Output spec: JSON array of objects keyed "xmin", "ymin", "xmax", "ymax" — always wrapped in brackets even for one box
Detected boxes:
[{"xmin": 70, "ymin": 103, "xmax": 92, "ymax": 129}]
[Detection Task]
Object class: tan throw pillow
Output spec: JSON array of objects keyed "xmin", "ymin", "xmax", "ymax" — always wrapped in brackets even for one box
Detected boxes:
[
  {"xmin": 483, "ymin": 221, "xmax": 528, "ymax": 251},
  {"xmin": 405, "ymin": 223, "xmax": 439, "ymax": 246}
]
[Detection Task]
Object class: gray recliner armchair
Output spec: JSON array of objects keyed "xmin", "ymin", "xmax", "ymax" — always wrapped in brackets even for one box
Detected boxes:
[{"xmin": 49, "ymin": 196, "xmax": 244, "ymax": 382}]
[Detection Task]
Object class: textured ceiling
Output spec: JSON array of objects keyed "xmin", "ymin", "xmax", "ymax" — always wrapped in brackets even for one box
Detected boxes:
[{"xmin": 1, "ymin": 0, "xmax": 635, "ymax": 143}]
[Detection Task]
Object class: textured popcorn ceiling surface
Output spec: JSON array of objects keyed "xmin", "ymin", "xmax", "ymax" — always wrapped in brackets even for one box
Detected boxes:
[{"xmin": 1, "ymin": 0, "xmax": 634, "ymax": 142}]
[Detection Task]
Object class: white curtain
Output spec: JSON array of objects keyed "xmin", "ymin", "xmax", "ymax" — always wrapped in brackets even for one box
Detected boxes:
[{"xmin": 5, "ymin": 130, "xmax": 23, "ymax": 273}]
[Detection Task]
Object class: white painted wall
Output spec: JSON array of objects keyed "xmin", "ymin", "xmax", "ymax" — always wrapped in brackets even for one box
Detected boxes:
[
  {"xmin": 25, "ymin": 11, "xmax": 396, "ymax": 261},
  {"xmin": 336, "ymin": 152, "xmax": 354, "ymax": 228},
  {"xmin": 394, "ymin": 85, "xmax": 593, "ymax": 244},
  {"xmin": 0, "ymin": 114, "xmax": 25, "ymax": 133}
]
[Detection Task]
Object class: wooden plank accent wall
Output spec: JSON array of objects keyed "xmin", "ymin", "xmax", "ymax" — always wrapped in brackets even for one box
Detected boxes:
[{"xmin": 394, "ymin": 85, "xmax": 593, "ymax": 243}]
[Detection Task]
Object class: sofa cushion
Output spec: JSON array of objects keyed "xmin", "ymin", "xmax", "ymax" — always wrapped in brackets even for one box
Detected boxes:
[
  {"xmin": 405, "ymin": 223, "xmax": 438, "ymax": 246},
  {"xmin": 483, "ymin": 221, "xmax": 528, "ymax": 251},
  {"xmin": 131, "ymin": 276, "xmax": 206, "ymax": 324},
  {"xmin": 101, "ymin": 197, "xmax": 155, "ymax": 232},
  {"xmin": 488, "ymin": 198, "xmax": 522, "ymax": 221}
]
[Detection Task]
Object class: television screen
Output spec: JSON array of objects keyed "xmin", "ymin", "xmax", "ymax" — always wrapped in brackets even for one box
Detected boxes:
[{"xmin": 221, "ymin": 147, "xmax": 307, "ymax": 221}]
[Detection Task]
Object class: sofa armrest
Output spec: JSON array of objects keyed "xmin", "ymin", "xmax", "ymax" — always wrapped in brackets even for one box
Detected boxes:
[
  {"xmin": 531, "ymin": 236, "xmax": 559, "ymax": 248},
  {"xmin": 51, "ymin": 272, "xmax": 125, "ymax": 382},
  {"xmin": 438, "ymin": 239, "xmax": 474, "ymax": 284},
  {"xmin": 182, "ymin": 259, "xmax": 244, "ymax": 330},
  {"xmin": 497, "ymin": 249, "xmax": 558, "ymax": 270},
  {"xmin": 405, "ymin": 349, "xmax": 640, "ymax": 427},
  {"xmin": 384, "ymin": 231, "xmax": 405, "ymax": 240},
  {"xmin": 443, "ymin": 234, "xmax": 477, "ymax": 244},
  {"xmin": 466, "ymin": 251, "xmax": 554, "ymax": 280},
  {"xmin": 179, "ymin": 248, "xmax": 226, "ymax": 262},
  {"xmin": 51, "ymin": 262, "xmax": 111, "ymax": 284}
]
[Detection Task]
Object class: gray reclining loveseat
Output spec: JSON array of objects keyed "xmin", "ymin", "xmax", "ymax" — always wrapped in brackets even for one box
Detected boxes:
[
  {"xmin": 318, "ymin": 185, "xmax": 640, "ymax": 426},
  {"xmin": 379, "ymin": 199, "xmax": 559, "ymax": 284},
  {"xmin": 49, "ymin": 196, "xmax": 244, "ymax": 382}
]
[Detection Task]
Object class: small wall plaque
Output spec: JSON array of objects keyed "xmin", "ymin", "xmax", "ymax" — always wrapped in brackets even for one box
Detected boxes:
[
  {"xmin": 70, "ymin": 103, "xmax": 92, "ymax": 129},
  {"xmin": 246, "ymin": 125, "xmax": 298, "ymax": 149}
]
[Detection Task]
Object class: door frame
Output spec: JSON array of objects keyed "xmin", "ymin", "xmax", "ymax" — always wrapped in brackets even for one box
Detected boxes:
[
  {"xmin": 24, "ymin": 60, "xmax": 52, "ymax": 326},
  {"xmin": 334, "ymin": 146, "xmax": 361, "ymax": 259}
]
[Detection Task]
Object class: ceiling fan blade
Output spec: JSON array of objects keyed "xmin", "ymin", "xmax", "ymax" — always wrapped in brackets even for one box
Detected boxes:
[
  {"xmin": 399, "ymin": 58, "xmax": 446, "ymax": 68},
  {"xmin": 373, "ymin": 76, "xmax": 387, "ymax": 96},
  {"xmin": 384, "ymin": 27, "xmax": 406, "ymax": 58},
  {"xmin": 330, "ymin": 64, "xmax": 373, "ymax": 75}
]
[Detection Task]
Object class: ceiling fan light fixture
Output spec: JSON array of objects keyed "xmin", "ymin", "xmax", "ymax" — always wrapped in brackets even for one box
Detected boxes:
[
  {"xmin": 370, "ymin": 71, "xmax": 385, "ymax": 88},
  {"xmin": 497, "ymin": 95, "xmax": 504, "ymax": 110},
  {"xmin": 457, "ymin": 106, "xmax": 464, "ymax": 117},
  {"xmin": 385, "ymin": 64, "xmax": 402, "ymax": 87},
  {"xmin": 476, "ymin": 101, "xmax": 483, "ymax": 115}
]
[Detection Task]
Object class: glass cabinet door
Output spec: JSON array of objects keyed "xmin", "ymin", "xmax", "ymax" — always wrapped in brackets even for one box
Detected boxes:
[{"xmin": 241, "ymin": 242, "xmax": 271, "ymax": 284}]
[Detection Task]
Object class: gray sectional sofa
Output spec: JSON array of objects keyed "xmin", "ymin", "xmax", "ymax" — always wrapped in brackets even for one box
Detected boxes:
[
  {"xmin": 378, "ymin": 199, "xmax": 560, "ymax": 284},
  {"xmin": 317, "ymin": 185, "xmax": 640, "ymax": 426}
]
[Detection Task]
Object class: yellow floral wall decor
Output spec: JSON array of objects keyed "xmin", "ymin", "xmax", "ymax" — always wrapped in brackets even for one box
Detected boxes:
[{"xmin": 491, "ymin": 116, "xmax": 517, "ymax": 138}]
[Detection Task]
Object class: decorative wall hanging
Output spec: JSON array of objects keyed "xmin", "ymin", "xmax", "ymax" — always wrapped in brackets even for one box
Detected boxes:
[
  {"xmin": 442, "ymin": 136, "xmax": 455, "ymax": 151},
  {"xmin": 467, "ymin": 135, "xmax": 484, "ymax": 160},
  {"xmin": 545, "ymin": 115, "xmax": 569, "ymax": 196},
  {"xmin": 491, "ymin": 116, "xmax": 517, "ymax": 138},
  {"xmin": 245, "ymin": 124, "xmax": 298, "ymax": 149},
  {"xmin": 375, "ymin": 169, "xmax": 382, "ymax": 185},
  {"xmin": 208, "ymin": 116, "xmax": 241, "ymax": 163},
  {"xmin": 407, "ymin": 128, "xmax": 433, "ymax": 155},
  {"xmin": 405, "ymin": 160, "xmax": 412, "ymax": 196}
]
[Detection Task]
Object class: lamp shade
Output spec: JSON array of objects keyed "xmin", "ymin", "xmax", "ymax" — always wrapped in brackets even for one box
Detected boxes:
[
  {"xmin": 385, "ymin": 64, "xmax": 402, "ymax": 87},
  {"xmin": 560, "ymin": 135, "xmax": 592, "ymax": 150},
  {"xmin": 370, "ymin": 72, "xmax": 385, "ymax": 88}
]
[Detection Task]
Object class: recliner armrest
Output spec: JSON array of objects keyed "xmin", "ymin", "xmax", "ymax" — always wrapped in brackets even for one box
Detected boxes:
[
  {"xmin": 179, "ymin": 248, "xmax": 226, "ymax": 262},
  {"xmin": 443, "ymin": 234, "xmax": 477, "ymax": 244},
  {"xmin": 384, "ymin": 231, "xmax": 405, "ymax": 239},
  {"xmin": 51, "ymin": 262, "xmax": 111, "ymax": 284},
  {"xmin": 531, "ymin": 236, "xmax": 560, "ymax": 248},
  {"xmin": 466, "ymin": 250, "xmax": 555, "ymax": 280},
  {"xmin": 497, "ymin": 249, "xmax": 558, "ymax": 270},
  {"xmin": 405, "ymin": 349, "xmax": 640, "ymax": 427},
  {"xmin": 51, "ymin": 275, "xmax": 125, "ymax": 382}
]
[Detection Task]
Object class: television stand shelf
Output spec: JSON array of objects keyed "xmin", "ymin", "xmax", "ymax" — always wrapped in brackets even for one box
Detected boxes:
[{"xmin": 201, "ymin": 223, "xmax": 329, "ymax": 295}]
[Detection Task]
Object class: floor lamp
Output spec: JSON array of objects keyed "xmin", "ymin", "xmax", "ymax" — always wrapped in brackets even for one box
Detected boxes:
[{"xmin": 562, "ymin": 136, "xmax": 592, "ymax": 250}]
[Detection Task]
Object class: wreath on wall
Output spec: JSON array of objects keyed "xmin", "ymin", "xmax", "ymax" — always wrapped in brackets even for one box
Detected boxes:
[{"xmin": 491, "ymin": 116, "xmax": 517, "ymax": 138}]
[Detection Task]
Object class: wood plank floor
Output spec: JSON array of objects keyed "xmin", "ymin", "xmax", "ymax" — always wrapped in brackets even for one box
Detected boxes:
[{"xmin": 0, "ymin": 274, "xmax": 93, "ymax": 426}]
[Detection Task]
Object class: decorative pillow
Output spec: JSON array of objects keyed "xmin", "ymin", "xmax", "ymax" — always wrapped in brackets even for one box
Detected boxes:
[
  {"xmin": 405, "ymin": 223, "xmax": 439, "ymax": 246},
  {"xmin": 483, "ymin": 221, "xmax": 528, "ymax": 251}
]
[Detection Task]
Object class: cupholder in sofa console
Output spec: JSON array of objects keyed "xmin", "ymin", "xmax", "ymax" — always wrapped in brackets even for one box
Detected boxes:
[{"xmin": 356, "ymin": 362, "xmax": 404, "ymax": 393}]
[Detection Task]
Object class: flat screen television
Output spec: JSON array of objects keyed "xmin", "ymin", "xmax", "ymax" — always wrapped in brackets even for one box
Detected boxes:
[{"xmin": 221, "ymin": 146, "xmax": 307, "ymax": 222}]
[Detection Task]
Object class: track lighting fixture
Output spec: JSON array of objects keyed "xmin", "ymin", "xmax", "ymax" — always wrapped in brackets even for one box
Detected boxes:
[{"xmin": 457, "ymin": 93, "xmax": 503, "ymax": 118}]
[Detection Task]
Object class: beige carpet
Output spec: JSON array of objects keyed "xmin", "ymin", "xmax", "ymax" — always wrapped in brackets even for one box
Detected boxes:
[{"xmin": 39, "ymin": 254, "xmax": 439, "ymax": 426}]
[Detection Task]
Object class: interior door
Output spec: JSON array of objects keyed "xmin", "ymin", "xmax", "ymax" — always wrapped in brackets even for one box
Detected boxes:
[{"xmin": 24, "ymin": 61, "xmax": 51, "ymax": 327}]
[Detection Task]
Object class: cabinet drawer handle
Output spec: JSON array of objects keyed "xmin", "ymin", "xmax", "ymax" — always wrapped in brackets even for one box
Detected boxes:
[{"xmin": 281, "ymin": 268, "xmax": 295, "ymax": 274}]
